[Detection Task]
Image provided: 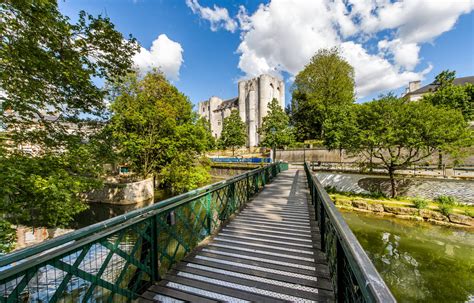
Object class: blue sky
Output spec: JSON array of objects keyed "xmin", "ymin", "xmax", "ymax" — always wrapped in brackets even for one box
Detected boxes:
[{"xmin": 59, "ymin": 0, "xmax": 474, "ymax": 106}]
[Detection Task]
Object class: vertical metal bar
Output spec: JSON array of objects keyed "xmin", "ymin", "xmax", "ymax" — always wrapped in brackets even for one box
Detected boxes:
[
  {"xmin": 230, "ymin": 182, "xmax": 236, "ymax": 215},
  {"xmin": 336, "ymin": 239, "xmax": 344, "ymax": 302},
  {"xmin": 246, "ymin": 173, "xmax": 250, "ymax": 202},
  {"xmin": 150, "ymin": 216, "xmax": 159, "ymax": 282},
  {"xmin": 206, "ymin": 192, "xmax": 212, "ymax": 235},
  {"xmin": 320, "ymin": 199, "xmax": 326, "ymax": 251}
]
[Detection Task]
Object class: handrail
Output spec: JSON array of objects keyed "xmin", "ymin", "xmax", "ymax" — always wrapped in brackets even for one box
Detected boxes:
[
  {"xmin": 0, "ymin": 162, "xmax": 284, "ymax": 302},
  {"xmin": 304, "ymin": 162, "xmax": 396, "ymax": 303},
  {"xmin": 0, "ymin": 164, "xmax": 265, "ymax": 267}
]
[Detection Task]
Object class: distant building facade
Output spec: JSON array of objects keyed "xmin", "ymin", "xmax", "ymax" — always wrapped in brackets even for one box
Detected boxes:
[
  {"xmin": 403, "ymin": 76, "xmax": 474, "ymax": 101},
  {"xmin": 198, "ymin": 74, "xmax": 285, "ymax": 147}
]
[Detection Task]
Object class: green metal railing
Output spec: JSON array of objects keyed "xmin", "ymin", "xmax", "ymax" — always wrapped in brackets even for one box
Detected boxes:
[
  {"xmin": 304, "ymin": 162, "xmax": 396, "ymax": 303},
  {"xmin": 0, "ymin": 162, "xmax": 285, "ymax": 302}
]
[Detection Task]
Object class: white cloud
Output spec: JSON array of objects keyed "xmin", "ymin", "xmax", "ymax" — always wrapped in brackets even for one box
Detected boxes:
[
  {"xmin": 133, "ymin": 34, "xmax": 183, "ymax": 81},
  {"xmin": 234, "ymin": 0, "xmax": 473, "ymax": 98},
  {"xmin": 341, "ymin": 41, "xmax": 432, "ymax": 97},
  {"xmin": 378, "ymin": 39, "xmax": 420, "ymax": 71},
  {"xmin": 186, "ymin": 0, "xmax": 237, "ymax": 32}
]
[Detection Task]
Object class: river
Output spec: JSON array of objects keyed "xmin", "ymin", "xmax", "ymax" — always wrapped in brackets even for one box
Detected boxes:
[{"xmin": 342, "ymin": 210, "xmax": 474, "ymax": 302}]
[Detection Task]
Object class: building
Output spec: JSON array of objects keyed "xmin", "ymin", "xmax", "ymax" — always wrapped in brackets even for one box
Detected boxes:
[
  {"xmin": 404, "ymin": 76, "xmax": 474, "ymax": 101},
  {"xmin": 198, "ymin": 74, "xmax": 285, "ymax": 147}
]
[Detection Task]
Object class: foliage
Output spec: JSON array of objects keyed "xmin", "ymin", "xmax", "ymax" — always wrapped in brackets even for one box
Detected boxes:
[
  {"xmin": 345, "ymin": 94, "xmax": 472, "ymax": 197},
  {"xmin": 0, "ymin": 145, "xmax": 103, "ymax": 229},
  {"xmin": 323, "ymin": 104, "xmax": 359, "ymax": 151},
  {"xmin": 258, "ymin": 98, "xmax": 294, "ymax": 149},
  {"xmin": 423, "ymin": 82, "xmax": 474, "ymax": 121},
  {"xmin": 464, "ymin": 209, "xmax": 474, "ymax": 218},
  {"xmin": 291, "ymin": 48, "xmax": 355, "ymax": 141},
  {"xmin": 435, "ymin": 195, "xmax": 458, "ymax": 206},
  {"xmin": 160, "ymin": 157, "xmax": 211, "ymax": 194},
  {"xmin": 433, "ymin": 70, "xmax": 456, "ymax": 87},
  {"xmin": 1, "ymin": 0, "xmax": 138, "ymax": 149},
  {"xmin": 108, "ymin": 70, "xmax": 212, "ymax": 190},
  {"xmin": 218, "ymin": 110, "xmax": 247, "ymax": 155},
  {"xmin": 438, "ymin": 204, "xmax": 453, "ymax": 216},
  {"xmin": 0, "ymin": 219, "xmax": 16, "ymax": 254},
  {"xmin": 412, "ymin": 198, "xmax": 429, "ymax": 209}
]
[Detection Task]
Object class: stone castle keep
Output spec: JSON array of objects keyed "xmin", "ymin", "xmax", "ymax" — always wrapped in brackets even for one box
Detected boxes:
[{"xmin": 198, "ymin": 74, "xmax": 285, "ymax": 147}]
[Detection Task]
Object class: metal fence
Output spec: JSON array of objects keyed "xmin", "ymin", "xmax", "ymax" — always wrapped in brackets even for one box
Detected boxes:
[
  {"xmin": 210, "ymin": 157, "xmax": 271, "ymax": 163},
  {"xmin": 304, "ymin": 162, "xmax": 396, "ymax": 303},
  {"xmin": 0, "ymin": 163, "xmax": 284, "ymax": 302}
]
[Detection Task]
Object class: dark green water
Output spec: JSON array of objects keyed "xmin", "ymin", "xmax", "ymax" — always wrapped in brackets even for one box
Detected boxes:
[{"xmin": 341, "ymin": 211, "xmax": 474, "ymax": 302}]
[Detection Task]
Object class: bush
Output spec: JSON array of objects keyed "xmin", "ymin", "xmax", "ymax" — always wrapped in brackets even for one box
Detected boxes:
[
  {"xmin": 464, "ymin": 209, "xmax": 474, "ymax": 218},
  {"xmin": 413, "ymin": 198, "xmax": 429, "ymax": 209},
  {"xmin": 438, "ymin": 204, "xmax": 453, "ymax": 216},
  {"xmin": 435, "ymin": 195, "xmax": 458, "ymax": 206}
]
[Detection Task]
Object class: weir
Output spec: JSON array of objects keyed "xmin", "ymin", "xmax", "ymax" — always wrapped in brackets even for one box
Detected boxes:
[{"xmin": 0, "ymin": 162, "xmax": 394, "ymax": 302}]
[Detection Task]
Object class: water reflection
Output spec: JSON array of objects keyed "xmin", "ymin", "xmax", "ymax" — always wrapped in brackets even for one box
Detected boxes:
[{"xmin": 342, "ymin": 211, "xmax": 474, "ymax": 302}]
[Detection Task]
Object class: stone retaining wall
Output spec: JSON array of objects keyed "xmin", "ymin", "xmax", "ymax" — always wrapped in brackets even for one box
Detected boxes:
[
  {"xmin": 335, "ymin": 199, "xmax": 474, "ymax": 228},
  {"xmin": 316, "ymin": 172, "xmax": 474, "ymax": 204},
  {"xmin": 85, "ymin": 177, "xmax": 154, "ymax": 205}
]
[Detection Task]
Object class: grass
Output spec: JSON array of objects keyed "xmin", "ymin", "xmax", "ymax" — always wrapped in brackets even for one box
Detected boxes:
[{"xmin": 326, "ymin": 187, "xmax": 474, "ymax": 218}]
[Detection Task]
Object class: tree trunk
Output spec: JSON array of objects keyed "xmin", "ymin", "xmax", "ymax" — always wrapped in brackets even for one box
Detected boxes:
[
  {"xmin": 388, "ymin": 168, "xmax": 397, "ymax": 198},
  {"xmin": 232, "ymin": 146, "xmax": 235, "ymax": 156},
  {"xmin": 438, "ymin": 149, "xmax": 443, "ymax": 169}
]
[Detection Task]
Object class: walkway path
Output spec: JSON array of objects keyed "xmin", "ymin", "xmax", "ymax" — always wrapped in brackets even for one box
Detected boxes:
[{"xmin": 141, "ymin": 169, "xmax": 334, "ymax": 302}]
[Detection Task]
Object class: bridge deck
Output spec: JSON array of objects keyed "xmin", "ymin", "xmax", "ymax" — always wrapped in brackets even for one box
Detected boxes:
[{"xmin": 141, "ymin": 169, "xmax": 334, "ymax": 302}]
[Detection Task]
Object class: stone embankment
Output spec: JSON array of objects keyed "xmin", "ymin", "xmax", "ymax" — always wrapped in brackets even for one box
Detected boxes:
[
  {"xmin": 335, "ymin": 199, "xmax": 474, "ymax": 228},
  {"xmin": 316, "ymin": 172, "xmax": 474, "ymax": 204},
  {"xmin": 85, "ymin": 177, "xmax": 154, "ymax": 205}
]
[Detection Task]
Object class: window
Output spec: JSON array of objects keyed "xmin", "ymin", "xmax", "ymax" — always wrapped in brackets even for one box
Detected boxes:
[{"xmin": 218, "ymin": 121, "xmax": 221, "ymax": 126}]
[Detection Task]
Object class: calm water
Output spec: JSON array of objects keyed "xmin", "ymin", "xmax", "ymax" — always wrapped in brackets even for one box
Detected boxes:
[{"xmin": 342, "ymin": 211, "xmax": 474, "ymax": 302}]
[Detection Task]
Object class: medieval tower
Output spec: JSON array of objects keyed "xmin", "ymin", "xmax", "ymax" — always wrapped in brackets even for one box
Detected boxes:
[{"xmin": 198, "ymin": 74, "xmax": 285, "ymax": 147}]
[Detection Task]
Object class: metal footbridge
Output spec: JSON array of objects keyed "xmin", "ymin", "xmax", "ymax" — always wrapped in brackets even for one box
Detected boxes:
[{"xmin": 0, "ymin": 163, "xmax": 395, "ymax": 302}]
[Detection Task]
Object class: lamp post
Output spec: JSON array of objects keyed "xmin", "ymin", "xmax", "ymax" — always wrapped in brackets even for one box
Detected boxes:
[{"xmin": 271, "ymin": 127, "xmax": 276, "ymax": 163}]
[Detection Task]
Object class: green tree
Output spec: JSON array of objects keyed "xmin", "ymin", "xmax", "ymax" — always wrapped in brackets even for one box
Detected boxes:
[
  {"xmin": 291, "ymin": 48, "xmax": 355, "ymax": 141},
  {"xmin": 218, "ymin": 110, "xmax": 247, "ymax": 155},
  {"xmin": 108, "ymin": 71, "xmax": 212, "ymax": 193},
  {"xmin": 1, "ymin": 0, "xmax": 138, "ymax": 148},
  {"xmin": 0, "ymin": 139, "xmax": 107, "ymax": 253},
  {"xmin": 422, "ymin": 71, "xmax": 473, "ymax": 121},
  {"xmin": 258, "ymin": 98, "xmax": 294, "ymax": 160},
  {"xmin": 323, "ymin": 104, "xmax": 359, "ymax": 162},
  {"xmin": 347, "ymin": 94, "xmax": 471, "ymax": 197},
  {"xmin": 0, "ymin": 1, "xmax": 137, "ymax": 251}
]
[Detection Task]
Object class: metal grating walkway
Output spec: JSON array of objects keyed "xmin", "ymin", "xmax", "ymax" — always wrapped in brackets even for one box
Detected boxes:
[{"xmin": 140, "ymin": 169, "xmax": 334, "ymax": 302}]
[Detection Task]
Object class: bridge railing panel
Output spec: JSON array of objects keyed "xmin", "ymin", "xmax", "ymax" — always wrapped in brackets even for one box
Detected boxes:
[
  {"xmin": 0, "ymin": 163, "xmax": 283, "ymax": 302},
  {"xmin": 304, "ymin": 162, "xmax": 396, "ymax": 303}
]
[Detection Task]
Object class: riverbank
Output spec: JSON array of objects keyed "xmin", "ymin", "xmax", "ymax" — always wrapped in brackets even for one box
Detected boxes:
[{"xmin": 330, "ymin": 192, "xmax": 474, "ymax": 228}]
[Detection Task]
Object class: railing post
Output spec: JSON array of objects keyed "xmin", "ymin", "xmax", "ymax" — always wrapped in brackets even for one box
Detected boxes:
[
  {"xmin": 254, "ymin": 174, "xmax": 259, "ymax": 193},
  {"xmin": 206, "ymin": 192, "xmax": 212, "ymax": 235},
  {"xmin": 230, "ymin": 182, "xmax": 236, "ymax": 214},
  {"xmin": 246, "ymin": 173, "xmax": 250, "ymax": 201},
  {"xmin": 336, "ymin": 239, "xmax": 344, "ymax": 302},
  {"xmin": 150, "ymin": 215, "xmax": 160, "ymax": 282},
  {"xmin": 320, "ymin": 199, "xmax": 326, "ymax": 251}
]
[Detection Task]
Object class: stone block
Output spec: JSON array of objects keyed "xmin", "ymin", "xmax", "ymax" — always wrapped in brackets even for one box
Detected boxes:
[
  {"xmin": 419, "ymin": 209, "xmax": 449, "ymax": 221},
  {"xmin": 352, "ymin": 200, "xmax": 368, "ymax": 210},
  {"xmin": 368, "ymin": 203, "xmax": 384, "ymax": 212},
  {"xmin": 448, "ymin": 214, "xmax": 474, "ymax": 226},
  {"xmin": 383, "ymin": 206, "xmax": 418, "ymax": 215}
]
